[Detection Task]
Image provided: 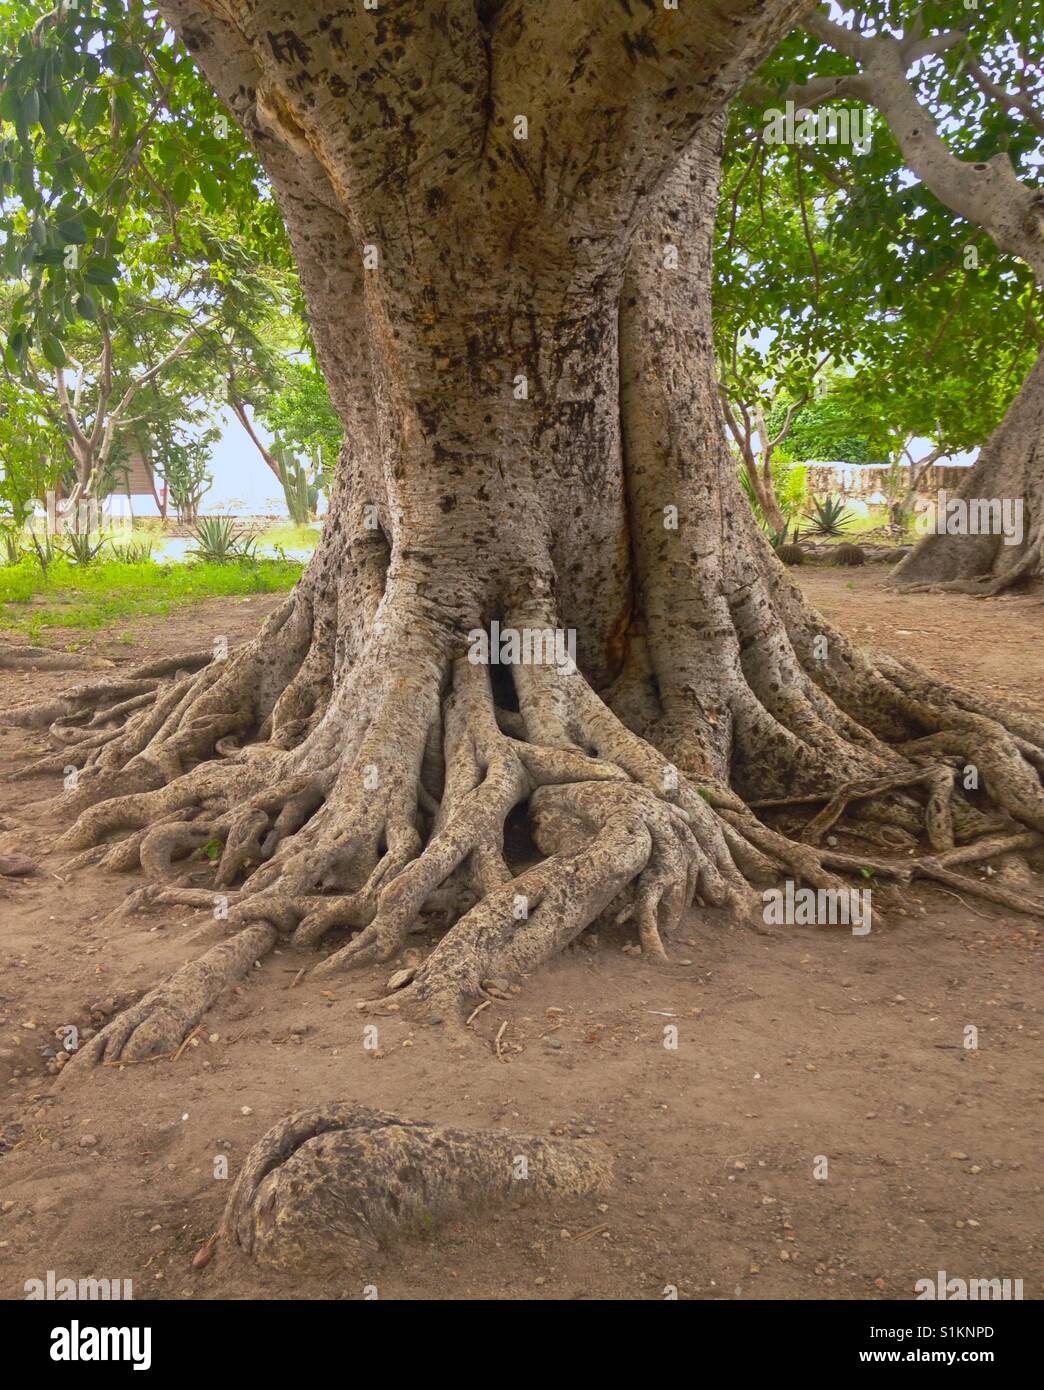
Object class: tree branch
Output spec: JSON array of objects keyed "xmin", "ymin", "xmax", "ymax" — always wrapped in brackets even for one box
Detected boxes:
[
  {"xmin": 228, "ymin": 386, "xmax": 282, "ymax": 481},
  {"xmin": 961, "ymin": 45, "xmax": 1044, "ymax": 137},
  {"xmin": 792, "ymin": 7, "xmax": 1044, "ymax": 280},
  {"xmin": 802, "ymin": 8, "xmax": 872, "ymax": 62}
]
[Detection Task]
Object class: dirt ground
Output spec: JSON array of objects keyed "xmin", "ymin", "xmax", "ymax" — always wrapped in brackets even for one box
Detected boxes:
[{"xmin": 0, "ymin": 566, "xmax": 1040, "ymax": 1301}]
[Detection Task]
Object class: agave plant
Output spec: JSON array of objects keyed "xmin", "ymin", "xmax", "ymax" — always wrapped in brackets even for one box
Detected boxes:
[
  {"xmin": 109, "ymin": 536, "xmax": 155, "ymax": 563},
  {"xmin": 739, "ymin": 460, "xmax": 808, "ymax": 537},
  {"xmin": 28, "ymin": 528, "xmax": 57, "ymax": 576},
  {"xmin": 63, "ymin": 530, "xmax": 107, "ymax": 566},
  {"xmin": 189, "ymin": 515, "xmax": 260, "ymax": 564},
  {"xmin": 0, "ymin": 527, "xmax": 21, "ymax": 565},
  {"xmin": 803, "ymin": 494, "xmax": 853, "ymax": 538}
]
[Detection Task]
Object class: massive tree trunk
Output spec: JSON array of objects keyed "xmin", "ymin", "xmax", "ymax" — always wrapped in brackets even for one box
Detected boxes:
[{"xmin": 7, "ymin": 0, "xmax": 1044, "ymax": 1073}]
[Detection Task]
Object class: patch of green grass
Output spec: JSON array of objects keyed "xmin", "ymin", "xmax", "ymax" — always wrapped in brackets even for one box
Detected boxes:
[
  {"xmin": 0, "ymin": 556, "xmax": 302, "ymax": 641},
  {"xmin": 844, "ymin": 506, "xmax": 892, "ymax": 536},
  {"xmin": 259, "ymin": 521, "xmax": 322, "ymax": 552}
]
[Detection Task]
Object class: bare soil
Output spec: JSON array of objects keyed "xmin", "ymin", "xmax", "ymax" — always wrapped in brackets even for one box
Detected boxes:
[{"xmin": 0, "ymin": 567, "xmax": 1040, "ymax": 1301}]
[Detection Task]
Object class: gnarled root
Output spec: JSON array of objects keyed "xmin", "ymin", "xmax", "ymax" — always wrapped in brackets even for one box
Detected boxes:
[
  {"xmin": 14, "ymin": 570, "xmax": 1044, "ymax": 1049},
  {"xmin": 0, "ymin": 643, "xmax": 117, "ymax": 673},
  {"xmin": 221, "ymin": 1102, "xmax": 612, "ymax": 1270},
  {"xmin": 68, "ymin": 921, "xmax": 277, "ymax": 1068}
]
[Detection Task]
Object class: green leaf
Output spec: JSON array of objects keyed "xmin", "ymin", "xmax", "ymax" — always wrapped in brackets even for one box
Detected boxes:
[
  {"xmin": 79, "ymin": 89, "xmax": 108, "ymax": 129},
  {"xmin": 41, "ymin": 335, "xmax": 67, "ymax": 368},
  {"xmin": 171, "ymin": 169, "xmax": 192, "ymax": 205},
  {"xmin": 113, "ymin": 85, "xmax": 134, "ymax": 127},
  {"xmin": 74, "ymin": 292, "xmax": 97, "ymax": 321},
  {"xmin": 56, "ymin": 218, "xmax": 88, "ymax": 245},
  {"xmin": 83, "ymin": 256, "xmax": 119, "ymax": 284},
  {"xmin": 197, "ymin": 170, "xmax": 224, "ymax": 211}
]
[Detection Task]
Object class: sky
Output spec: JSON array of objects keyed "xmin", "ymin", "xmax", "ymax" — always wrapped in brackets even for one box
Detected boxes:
[{"xmin": 127, "ymin": 406, "xmax": 292, "ymax": 517}]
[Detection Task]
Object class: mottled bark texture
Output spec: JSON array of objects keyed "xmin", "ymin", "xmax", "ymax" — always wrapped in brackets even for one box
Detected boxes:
[
  {"xmin": 222, "ymin": 1103, "xmax": 611, "ymax": 1270},
  {"xmin": 7, "ymin": 0, "xmax": 1044, "ymax": 1072}
]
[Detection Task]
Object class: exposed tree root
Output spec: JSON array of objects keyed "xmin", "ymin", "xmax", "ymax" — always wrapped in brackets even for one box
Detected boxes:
[
  {"xmin": 68, "ymin": 922, "xmax": 277, "ymax": 1068},
  {"xmin": 221, "ymin": 1102, "xmax": 612, "ymax": 1271},
  {"xmin": 8, "ymin": 562, "xmax": 1044, "ymax": 1061},
  {"xmin": 0, "ymin": 644, "xmax": 115, "ymax": 673},
  {"xmin": 895, "ymin": 558, "xmax": 1041, "ymax": 599}
]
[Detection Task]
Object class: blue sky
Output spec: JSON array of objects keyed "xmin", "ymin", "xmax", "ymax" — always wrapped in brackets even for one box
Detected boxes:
[{"xmin": 127, "ymin": 406, "xmax": 291, "ymax": 516}]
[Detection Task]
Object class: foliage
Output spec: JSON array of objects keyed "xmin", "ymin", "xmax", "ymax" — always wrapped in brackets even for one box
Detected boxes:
[
  {"xmin": 0, "ymin": 0, "xmax": 314, "ymax": 512},
  {"xmin": 62, "ymin": 529, "xmax": 105, "ymax": 565},
  {"xmin": 0, "ymin": 373, "xmax": 66, "ymax": 544},
  {"xmin": 256, "ymin": 360, "xmax": 342, "ymax": 490},
  {"xmin": 767, "ymin": 381, "xmax": 881, "ymax": 464},
  {"xmin": 722, "ymin": 0, "xmax": 1041, "ymax": 473},
  {"xmin": 108, "ymin": 535, "xmax": 154, "ymax": 563},
  {"xmin": 804, "ymin": 494, "xmax": 854, "ymax": 538},
  {"xmin": 0, "ymin": 0, "xmax": 287, "ymax": 357},
  {"xmin": 740, "ymin": 456, "xmax": 808, "ymax": 529},
  {"xmin": 27, "ymin": 525, "xmax": 56, "ymax": 575},
  {"xmin": 151, "ymin": 422, "xmax": 217, "ymax": 522},
  {"xmin": 188, "ymin": 514, "xmax": 259, "ymax": 564}
]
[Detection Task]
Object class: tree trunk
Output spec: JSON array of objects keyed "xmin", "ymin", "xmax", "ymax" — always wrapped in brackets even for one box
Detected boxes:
[
  {"xmin": 229, "ymin": 390, "xmax": 283, "ymax": 482},
  {"xmin": 743, "ymin": 442, "xmax": 787, "ymax": 533},
  {"xmin": 891, "ymin": 352, "xmax": 1044, "ymax": 594},
  {"xmin": 753, "ymin": 404, "xmax": 788, "ymax": 532},
  {"xmin": 12, "ymin": 2, "xmax": 1044, "ymax": 1107}
]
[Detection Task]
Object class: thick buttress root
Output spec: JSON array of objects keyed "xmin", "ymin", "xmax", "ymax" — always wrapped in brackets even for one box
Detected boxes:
[
  {"xmin": 7, "ymin": 579, "xmax": 1044, "ymax": 1057},
  {"xmin": 69, "ymin": 923, "xmax": 278, "ymax": 1068},
  {"xmin": 221, "ymin": 1103, "xmax": 612, "ymax": 1270}
]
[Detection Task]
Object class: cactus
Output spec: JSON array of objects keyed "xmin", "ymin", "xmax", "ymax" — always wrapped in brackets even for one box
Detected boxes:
[
  {"xmin": 275, "ymin": 444, "xmax": 313, "ymax": 525},
  {"xmin": 833, "ymin": 542, "xmax": 866, "ymax": 566}
]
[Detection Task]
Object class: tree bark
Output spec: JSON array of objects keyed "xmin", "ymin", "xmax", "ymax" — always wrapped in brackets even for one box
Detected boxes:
[{"xmin": 11, "ymin": 1, "xmax": 1044, "ymax": 1097}]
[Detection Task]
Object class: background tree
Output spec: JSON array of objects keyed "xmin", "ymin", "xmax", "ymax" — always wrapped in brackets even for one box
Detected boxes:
[
  {"xmin": 255, "ymin": 360, "xmax": 342, "ymax": 497},
  {"xmin": 746, "ymin": 0, "xmax": 1042, "ymax": 590},
  {"xmin": 714, "ymin": 141, "xmax": 848, "ymax": 529},
  {"xmin": 137, "ymin": 413, "xmax": 218, "ymax": 523},
  {"xmin": 767, "ymin": 374, "xmax": 880, "ymax": 466},
  {"xmin": 0, "ymin": 0, "xmax": 295, "ymax": 516},
  {"xmin": 220, "ymin": 310, "xmax": 343, "ymax": 521},
  {"xmin": 0, "ymin": 372, "xmax": 66, "ymax": 556}
]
